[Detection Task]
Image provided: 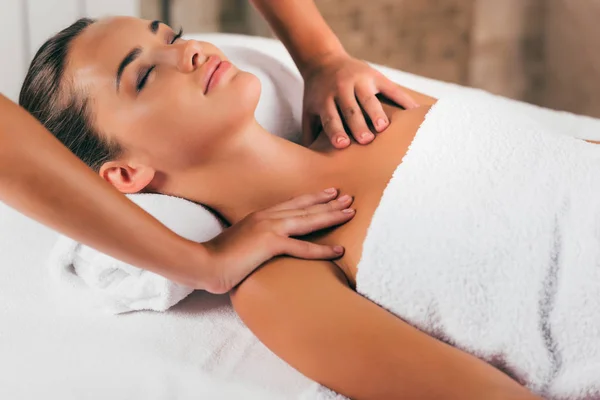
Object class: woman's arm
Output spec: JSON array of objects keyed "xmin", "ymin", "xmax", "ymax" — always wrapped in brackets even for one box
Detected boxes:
[
  {"xmin": 0, "ymin": 95, "xmax": 204, "ymax": 286},
  {"xmin": 0, "ymin": 95, "xmax": 354, "ymax": 292},
  {"xmin": 231, "ymin": 257, "xmax": 542, "ymax": 400}
]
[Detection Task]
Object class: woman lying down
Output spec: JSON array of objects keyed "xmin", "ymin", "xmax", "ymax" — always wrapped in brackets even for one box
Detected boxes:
[{"xmin": 21, "ymin": 17, "xmax": 600, "ymax": 400}]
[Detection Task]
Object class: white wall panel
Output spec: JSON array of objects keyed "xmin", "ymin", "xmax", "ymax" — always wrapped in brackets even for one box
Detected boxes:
[
  {"xmin": 0, "ymin": 0, "xmax": 28, "ymax": 101},
  {"xmin": 84, "ymin": 0, "xmax": 140, "ymax": 18},
  {"xmin": 26, "ymin": 0, "xmax": 80, "ymax": 63},
  {"xmin": 1, "ymin": 0, "xmax": 140, "ymax": 102}
]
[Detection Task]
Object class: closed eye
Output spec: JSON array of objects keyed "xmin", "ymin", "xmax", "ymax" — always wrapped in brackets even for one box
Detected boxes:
[
  {"xmin": 170, "ymin": 27, "xmax": 183, "ymax": 44},
  {"xmin": 136, "ymin": 66, "xmax": 155, "ymax": 92},
  {"xmin": 136, "ymin": 27, "xmax": 184, "ymax": 93}
]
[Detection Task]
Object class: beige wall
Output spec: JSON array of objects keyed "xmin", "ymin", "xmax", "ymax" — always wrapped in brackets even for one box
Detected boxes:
[
  {"xmin": 142, "ymin": 0, "xmax": 600, "ymax": 118},
  {"xmin": 316, "ymin": 0, "xmax": 475, "ymax": 85},
  {"xmin": 542, "ymin": 0, "xmax": 600, "ymax": 117},
  {"xmin": 469, "ymin": 0, "xmax": 546, "ymax": 104}
]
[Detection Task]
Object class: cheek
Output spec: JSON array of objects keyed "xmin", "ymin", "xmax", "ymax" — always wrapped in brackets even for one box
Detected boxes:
[
  {"xmin": 208, "ymin": 71, "xmax": 261, "ymax": 124},
  {"xmin": 114, "ymin": 106, "xmax": 202, "ymax": 168},
  {"xmin": 169, "ymin": 71, "xmax": 261, "ymax": 135},
  {"xmin": 110, "ymin": 71, "xmax": 262, "ymax": 169}
]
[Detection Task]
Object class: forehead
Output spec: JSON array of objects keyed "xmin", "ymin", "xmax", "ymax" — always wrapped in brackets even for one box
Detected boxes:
[{"xmin": 67, "ymin": 17, "xmax": 152, "ymax": 90}]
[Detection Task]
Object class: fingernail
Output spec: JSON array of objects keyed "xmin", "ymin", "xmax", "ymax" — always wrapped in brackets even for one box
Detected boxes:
[
  {"xmin": 342, "ymin": 208, "xmax": 355, "ymax": 214},
  {"xmin": 361, "ymin": 132, "xmax": 374, "ymax": 141},
  {"xmin": 324, "ymin": 188, "xmax": 337, "ymax": 194},
  {"xmin": 333, "ymin": 246, "xmax": 344, "ymax": 254},
  {"xmin": 376, "ymin": 118, "xmax": 387, "ymax": 130},
  {"xmin": 338, "ymin": 195, "xmax": 351, "ymax": 202},
  {"xmin": 336, "ymin": 136, "xmax": 349, "ymax": 145}
]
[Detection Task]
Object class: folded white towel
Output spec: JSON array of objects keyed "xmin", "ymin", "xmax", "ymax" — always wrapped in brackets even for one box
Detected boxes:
[
  {"xmin": 48, "ymin": 194, "xmax": 223, "ymax": 314},
  {"xmin": 356, "ymin": 90, "xmax": 600, "ymax": 399}
]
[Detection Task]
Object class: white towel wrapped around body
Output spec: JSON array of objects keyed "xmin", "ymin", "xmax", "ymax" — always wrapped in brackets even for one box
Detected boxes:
[{"xmin": 356, "ymin": 90, "xmax": 600, "ymax": 399}]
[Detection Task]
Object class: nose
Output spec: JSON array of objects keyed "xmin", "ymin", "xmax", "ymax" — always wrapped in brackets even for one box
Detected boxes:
[{"xmin": 176, "ymin": 40, "xmax": 204, "ymax": 73}]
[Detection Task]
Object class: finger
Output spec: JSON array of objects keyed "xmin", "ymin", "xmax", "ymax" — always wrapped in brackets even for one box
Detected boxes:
[
  {"xmin": 336, "ymin": 87, "xmax": 374, "ymax": 145},
  {"xmin": 320, "ymin": 99, "xmax": 350, "ymax": 149},
  {"xmin": 271, "ymin": 194, "xmax": 354, "ymax": 218},
  {"xmin": 276, "ymin": 208, "xmax": 355, "ymax": 236},
  {"xmin": 301, "ymin": 111, "xmax": 319, "ymax": 146},
  {"xmin": 355, "ymin": 82, "xmax": 389, "ymax": 133},
  {"xmin": 378, "ymin": 78, "xmax": 419, "ymax": 110},
  {"xmin": 278, "ymin": 237, "xmax": 345, "ymax": 260},
  {"xmin": 267, "ymin": 188, "xmax": 340, "ymax": 212}
]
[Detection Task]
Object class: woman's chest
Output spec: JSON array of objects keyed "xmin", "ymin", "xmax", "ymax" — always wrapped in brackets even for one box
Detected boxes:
[
  {"xmin": 320, "ymin": 187, "xmax": 390, "ymax": 287},
  {"xmin": 306, "ymin": 105, "xmax": 430, "ymax": 286}
]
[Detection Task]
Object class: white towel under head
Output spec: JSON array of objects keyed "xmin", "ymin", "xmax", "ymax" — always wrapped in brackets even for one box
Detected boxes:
[{"xmin": 48, "ymin": 194, "xmax": 224, "ymax": 314}]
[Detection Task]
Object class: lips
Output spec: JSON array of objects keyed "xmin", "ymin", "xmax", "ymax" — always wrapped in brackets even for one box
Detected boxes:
[{"xmin": 201, "ymin": 56, "xmax": 222, "ymax": 94}]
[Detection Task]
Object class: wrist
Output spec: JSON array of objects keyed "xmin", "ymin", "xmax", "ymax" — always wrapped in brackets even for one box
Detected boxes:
[
  {"xmin": 250, "ymin": 0, "xmax": 348, "ymax": 78},
  {"xmin": 167, "ymin": 236, "xmax": 214, "ymax": 290},
  {"xmin": 190, "ymin": 238, "xmax": 228, "ymax": 294},
  {"xmin": 297, "ymin": 42, "xmax": 348, "ymax": 78}
]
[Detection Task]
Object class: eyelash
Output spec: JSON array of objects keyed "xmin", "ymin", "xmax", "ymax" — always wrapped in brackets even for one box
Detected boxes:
[{"xmin": 136, "ymin": 27, "xmax": 184, "ymax": 92}]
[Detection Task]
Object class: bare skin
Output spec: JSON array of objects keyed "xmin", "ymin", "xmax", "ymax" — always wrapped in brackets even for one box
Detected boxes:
[{"xmin": 63, "ymin": 17, "xmax": 542, "ymax": 399}]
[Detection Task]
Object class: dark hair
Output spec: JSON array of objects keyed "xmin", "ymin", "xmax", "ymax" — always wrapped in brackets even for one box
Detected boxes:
[{"xmin": 19, "ymin": 17, "xmax": 122, "ymax": 172}]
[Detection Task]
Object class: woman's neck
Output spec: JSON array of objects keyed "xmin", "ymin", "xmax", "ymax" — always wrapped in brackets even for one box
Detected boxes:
[{"xmin": 160, "ymin": 121, "xmax": 337, "ymax": 223}]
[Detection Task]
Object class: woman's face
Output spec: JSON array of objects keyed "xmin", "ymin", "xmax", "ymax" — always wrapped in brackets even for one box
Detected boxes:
[{"xmin": 67, "ymin": 16, "xmax": 261, "ymax": 171}]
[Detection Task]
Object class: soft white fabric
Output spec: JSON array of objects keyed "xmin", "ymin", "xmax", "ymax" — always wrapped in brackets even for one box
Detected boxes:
[
  {"xmin": 356, "ymin": 90, "xmax": 600, "ymax": 399},
  {"xmin": 48, "ymin": 194, "xmax": 222, "ymax": 314},
  {"xmin": 2, "ymin": 33, "xmax": 600, "ymax": 399}
]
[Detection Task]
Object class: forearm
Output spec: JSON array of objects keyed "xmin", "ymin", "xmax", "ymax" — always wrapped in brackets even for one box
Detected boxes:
[
  {"xmin": 0, "ymin": 95, "xmax": 209, "ymax": 288},
  {"xmin": 250, "ymin": 0, "xmax": 346, "ymax": 75}
]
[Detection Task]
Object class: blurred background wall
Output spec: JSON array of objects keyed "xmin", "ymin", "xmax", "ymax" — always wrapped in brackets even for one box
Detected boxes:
[
  {"xmin": 0, "ymin": 0, "xmax": 139, "ymax": 101},
  {"xmin": 142, "ymin": 0, "xmax": 600, "ymax": 118}
]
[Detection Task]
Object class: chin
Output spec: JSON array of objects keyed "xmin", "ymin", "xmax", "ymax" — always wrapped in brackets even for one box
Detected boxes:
[{"xmin": 232, "ymin": 71, "xmax": 262, "ymax": 109}]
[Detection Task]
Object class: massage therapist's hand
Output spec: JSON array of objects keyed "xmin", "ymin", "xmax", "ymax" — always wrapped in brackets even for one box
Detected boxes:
[
  {"xmin": 202, "ymin": 188, "xmax": 354, "ymax": 294},
  {"xmin": 301, "ymin": 52, "xmax": 419, "ymax": 148}
]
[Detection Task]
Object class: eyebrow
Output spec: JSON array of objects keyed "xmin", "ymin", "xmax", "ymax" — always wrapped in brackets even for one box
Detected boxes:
[{"xmin": 115, "ymin": 20, "xmax": 162, "ymax": 91}]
